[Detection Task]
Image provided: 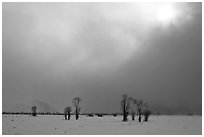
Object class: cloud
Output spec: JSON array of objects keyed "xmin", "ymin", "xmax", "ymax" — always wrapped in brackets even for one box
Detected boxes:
[
  {"xmin": 3, "ymin": 3, "xmax": 200, "ymax": 75},
  {"xmin": 3, "ymin": 3, "xmax": 201, "ymax": 113}
]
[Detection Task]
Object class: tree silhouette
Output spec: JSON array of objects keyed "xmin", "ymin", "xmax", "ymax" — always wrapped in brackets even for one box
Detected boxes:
[
  {"xmin": 143, "ymin": 103, "xmax": 151, "ymax": 122},
  {"xmin": 120, "ymin": 94, "xmax": 131, "ymax": 122},
  {"xmin": 133, "ymin": 99, "xmax": 144, "ymax": 122},
  {"xmin": 64, "ymin": 106, "xmax": 72, "ymax": 120},
  {"xmin": 31, "ymin": 106, "xmax": 37, "ymax": 116},
  {"xmin": 73, "ymin": 97, "xmax": 81, "ymax": 120}
]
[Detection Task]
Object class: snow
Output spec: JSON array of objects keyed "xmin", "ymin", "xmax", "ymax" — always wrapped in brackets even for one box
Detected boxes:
[{"xmin": 2, "ymin": 115, "xmax": 201, "ymax": 135}]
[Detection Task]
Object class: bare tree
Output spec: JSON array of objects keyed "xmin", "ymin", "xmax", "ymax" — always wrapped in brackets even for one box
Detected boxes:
[
  {"xmin": 31, "ymin": 106, "xmax": 37, "ymax": 116},
  {"xmin": 120, "ymin": 94, "xmax": 131, "ymax": 122},
  {"xmin": 73, "ymin": 97, "xmax": 81, "ymax": 120},
  {"xmin": 143, "ymin": 103, "xmax": 151, "ymax": 122},
  {"xmin": 64, "ymin": 106, "xmax": 72, "ymax": 120},
  {"xmin": 133, "ymin": 99, "xmax": 144, "ymax": 122}
]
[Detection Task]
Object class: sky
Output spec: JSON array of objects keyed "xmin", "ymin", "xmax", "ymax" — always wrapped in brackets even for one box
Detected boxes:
[{"xmin": 2, "ymin": 2, "xmax": 202, "ymax": 114}]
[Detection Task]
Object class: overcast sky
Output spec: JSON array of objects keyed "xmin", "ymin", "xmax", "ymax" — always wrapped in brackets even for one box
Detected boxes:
[{"xmin": 2, "ymin": 2, "xmax": 202, "ymax": 114}]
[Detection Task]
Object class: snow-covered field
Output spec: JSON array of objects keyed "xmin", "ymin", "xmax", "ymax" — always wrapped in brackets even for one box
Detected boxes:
[{"xmin": 2, "ymin": 115, "xmax": 202, "ymax": 135}]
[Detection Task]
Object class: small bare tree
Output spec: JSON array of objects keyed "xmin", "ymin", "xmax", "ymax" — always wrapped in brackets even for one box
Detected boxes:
[
  {"xmin": 120, "ymin": 94, "xmax": 131, "ymax": 122},
  {"xmin": 143, "ymin": 103, "xmax": 151, "ymax": 122},
  {"xmin": 133, "ymin": 99, "xmax": 144, "ymax": 122},
  {"xmin": 73, "ymin": 97, "xmax": 81, "ymax": 120},
  {"xmin": 64, "ymin": 106, "xmax": 72, "ymax": 120},
  {"xmin": 31, "ymin": 106, "xmax": 37, "ymax": 116}
]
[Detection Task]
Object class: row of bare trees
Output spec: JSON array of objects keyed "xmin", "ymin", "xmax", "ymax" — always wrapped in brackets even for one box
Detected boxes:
[
  {"xmin": 64, "ymin": 97, "xmax": 82, "ymax": 120},
  {"xmin": 121, "ymin": 94, "xmax": 151, "ymax": 122},
  {"xmin": 31, "ymin": 95, "xmax": 150, "ymax": 123}
]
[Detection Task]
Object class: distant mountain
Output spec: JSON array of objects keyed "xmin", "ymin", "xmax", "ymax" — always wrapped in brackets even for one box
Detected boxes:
[
  {"xmin": 30, "ymin": 100, "xmax": 58, "ymax": 113},
  {"xmin": 5, "ymin": 100, "xmax": 58, "ymax": 113}
]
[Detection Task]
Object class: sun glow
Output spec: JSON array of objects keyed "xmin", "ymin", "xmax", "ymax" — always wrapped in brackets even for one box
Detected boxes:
[{"xmin": 157, "ymin": 4, "xmax": 178, "ymax": 26}]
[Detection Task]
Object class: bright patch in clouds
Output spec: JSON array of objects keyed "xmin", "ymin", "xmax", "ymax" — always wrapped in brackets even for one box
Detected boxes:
[{"xmin": 157, "ymin": 4, "xmax": 178, "ymax": 26}]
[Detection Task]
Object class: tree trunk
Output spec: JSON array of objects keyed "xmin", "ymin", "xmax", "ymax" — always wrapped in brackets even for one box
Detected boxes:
[
  {"xmin": 32, "ymin": 112, "xmax": 37, "ymax": 116},
  {"xmin": 65, "ymin": 114, "xmax": 67, "ymax": 120},
  {"xmin": 138, "ymin": 109, "xmax": 141, "ymax": 122},
  {"xmin": 68, "ymin": 112, "xmax": 71, "ymax": 120},
  {"xmin": 144, "ymin": 116, "xmax": 147, "ymax": 122},
  {"xmin": 138, "ymin": 114, "xmax": 141, "ymax": 122},
  {"xmin": 132, "ymin": 114, "xmax": 135, "ymax": 121},
  {"xmin": 144, "ymin": 113, "xmax": 149, "ymax": 122},
  {"xmin": 75, "ymin": 107, "xmax": 79, "ymax": 120},
  {"xmin": 123, "ymin": 103, "xmax": 127, "ymax": 121}
]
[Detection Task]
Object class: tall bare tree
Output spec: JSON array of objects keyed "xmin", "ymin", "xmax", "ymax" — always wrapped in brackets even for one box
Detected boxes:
[
  {"xmin": 31, "ymin": 106, "xmax": 37, "ymax": 116},
  {"xmin": 120, "ymin": 94, "xmax": 131, "ymax": 122},
  {"xmin": 73, "ymin": 97, "xmax": 81, "ymax": 120},
  {"xmin": 64, "ymin": 106, "xmax": 72, "ymax": 120}
]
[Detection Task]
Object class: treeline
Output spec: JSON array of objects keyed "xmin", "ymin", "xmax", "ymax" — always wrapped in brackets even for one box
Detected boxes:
[
  {"xmin": 2, "ymin": 111, "xmax": 121, "ymax": 116},
  {"xmin": 3, "ymin": 95, "xmax": 152, "ymax": 122}
]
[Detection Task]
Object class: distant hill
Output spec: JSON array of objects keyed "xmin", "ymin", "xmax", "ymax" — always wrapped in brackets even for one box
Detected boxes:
[
  {"xmin": 5, "ymin": 100, "xmax": 58, "ymax": 113},
  {"xmin": 30, "ymin": 100, "xmax": 58, "ymax": 113}
]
